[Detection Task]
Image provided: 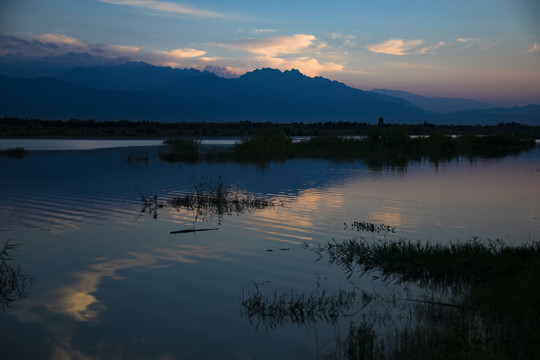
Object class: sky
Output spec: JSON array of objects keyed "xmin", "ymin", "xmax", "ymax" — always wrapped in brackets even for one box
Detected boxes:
[{"xmin": 1, "ymin": 0, "xmax": 539, "ymax": 106}]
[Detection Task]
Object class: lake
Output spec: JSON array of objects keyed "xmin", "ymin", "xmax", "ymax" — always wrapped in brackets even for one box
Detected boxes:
[{"xmin": 1, "ymin": 140, "xmax": 539, "ymax": 359}]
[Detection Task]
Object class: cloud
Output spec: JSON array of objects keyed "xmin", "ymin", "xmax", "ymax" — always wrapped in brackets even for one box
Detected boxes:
[
  {"xmin": 36, "ymin": 34, "xmax": 86, "ymax": 47},
  {"xmin": 0, "ymin": 33, "xmax": 145, "ymax": 60},
  {"xmin": 206, "ymin": 34, "xmax": 344, "ymax": 77},
  {"xmin": 526, "ymin": 42, "xmax": 540, "ymax": 53},
  {"xmin": 455, "ymin": 37, "xmax": 495, "ymax": 51},
  {"xmin": 106, "ymin": 44, "xmax": 141, "ymax": 53},
  {"xmin": 289, "ymin": 57, "xmax": 344, "ymax": 76},
  {"xmin": 456, "ymin": 37, "xmax": 480, "ymax": 44},
  {"xmin": 0, "ymin": 33, "xmax": 90, "ymax": 57},
  {"xmin": 254, "ymin": 55, "xmax": 343, "ymax": 77},
  {"xmin": 157, "ymin": 48, "xmax": 206, "ymax": 58},
  {"xmin": 253, "ymin": 29, "xmax": 277, "ymax": 33},
  {"xmin": 418, "ymin": 41, "xmax": 445, "ymax": 54},
  {"xmin": 331, "ymin": 33, "xmax": 356, "ymax": 48},
  {"xmin": 99, "ymin": 0, "xmax": 235, "ymax": 19},
  {"xmin": 366, "ymin": 39, "xmax": 425, "ymax": 55},
  {"xmin": 200, "ymin": 56, "xmax": 221, "ymax": 62},
  {"xmin": 203, "ymin": 65, "xmax": 240, "ymax": 78},
  {"xmin": 243, "ymin": 34, "xmax": 318, "ymax": 57}
]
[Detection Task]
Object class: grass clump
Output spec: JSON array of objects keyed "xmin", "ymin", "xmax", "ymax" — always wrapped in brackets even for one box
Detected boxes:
[
  {"xmin": 168, "ymin": 176, "xmax": 278, "ymax": 223},
  {"xmin": 0, "ymin": 147, "xmax": 28, "ymax": 158},
  {"xmin": 159, "ymin": 139, "xmax": 201, "ymax": 162},
  {"xmin": 231, "ymin": 130, "xmax": 294, "ymax": 161},
  {"xmin": 140, "ymin": 176, "xmax": 279, "ymax": 223}
]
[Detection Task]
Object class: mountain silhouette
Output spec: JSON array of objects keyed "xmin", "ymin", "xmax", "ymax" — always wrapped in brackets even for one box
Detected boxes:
[
  {"xmin": 0, "ymin": 60, "xmax": 538, "ymax": 124},
  {"xmin": 371, "ymin": 88, "xmax": 496, "ymax": 113},
  {"xmin": 57, "ymin": 61, "xmax": 202, "ymax": 91}
]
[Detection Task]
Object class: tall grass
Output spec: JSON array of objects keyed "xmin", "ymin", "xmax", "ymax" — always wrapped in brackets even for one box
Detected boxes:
[
  {"xmin": 1, "ymin": 240, "xmax": 32, "ymax": 310},
  {"xmin": 309, "ymin": 237, "xmax": 540, "ymax": 359},
  {"xmin": 243, "ymin": 237, "xmax": 540, "ymax": 359}
]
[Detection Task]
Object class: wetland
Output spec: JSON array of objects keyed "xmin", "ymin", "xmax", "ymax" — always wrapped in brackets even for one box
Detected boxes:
[{"xmin": 0, "ymin": 133, "xmax": 539, "ymax": 359}]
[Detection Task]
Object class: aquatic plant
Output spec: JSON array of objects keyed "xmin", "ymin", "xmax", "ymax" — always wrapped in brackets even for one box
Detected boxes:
[
  {"xmin": 169, "ymin": 175, "xmax": 279, "ymax": 223},
  {"xmin": 311, "ymin": 237, "xmax": 540, "ymax": 359},
  {"xmin": 139, "ymin": 176, "xmax": 280, "ymax": 223},
  {"xmin": 345, "ymin": 221, "xmax": 396, "ymax": 234},
  {"xmin": 0, "ymin": 147, "xmax": 27, "ymax": 158},
  {"xmin": 123, "ymin": 149, "xmax": 149, "ymax": 166},
  {"xmin": 1, "ymin": 240, "xmax": 32, "ymax": 310},
  {"xmin": 159, "ymin": 138, "xmax": 201, "ymax": 162},
  {"xmin": 139, "ymin": 193, "xmax": 165, "ymax": 219}
]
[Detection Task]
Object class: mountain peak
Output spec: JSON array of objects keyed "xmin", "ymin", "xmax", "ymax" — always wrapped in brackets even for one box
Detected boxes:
[{"xmin": 284, "ymin": 68, "xmax": 304, "ymax": 77}]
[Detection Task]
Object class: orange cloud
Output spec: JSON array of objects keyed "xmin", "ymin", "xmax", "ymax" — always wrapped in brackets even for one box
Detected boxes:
[
  {"xmin": 366, "ymin": 39, "xmax": 425, "ymax": 55},
  {"xmin": 37, "ymin": 33, "xmax": 85, "ymax": 46},
  {"xmin": 527, "ymin": 42, "xmax": 540, "ymax": 53},
  {"xmin": 158, "ymin": 48, "xmax": 206, "ymax": 58},
  {"xmin": 245, "ymin": 34, "xmax": 317, "ymax": 57},
  {"xmin": 106, "ymin": 44, "xmax": 141, "ymax": 53}
]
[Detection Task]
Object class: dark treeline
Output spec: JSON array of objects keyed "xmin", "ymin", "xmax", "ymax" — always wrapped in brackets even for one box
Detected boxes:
[{"xmin": 2, "ymin": 116, "xmax": 540, "ymax": 138}]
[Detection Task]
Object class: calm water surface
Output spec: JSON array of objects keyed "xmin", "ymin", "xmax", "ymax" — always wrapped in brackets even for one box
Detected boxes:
[{"xmin": 0, "ymin": 141, "xmax": 539, "ymax": 359}]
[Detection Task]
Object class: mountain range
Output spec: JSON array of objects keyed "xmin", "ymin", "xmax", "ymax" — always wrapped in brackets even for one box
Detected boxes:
[{"xmin": 1, "ymin": 54, "xmax": 539, "ymax": 125}]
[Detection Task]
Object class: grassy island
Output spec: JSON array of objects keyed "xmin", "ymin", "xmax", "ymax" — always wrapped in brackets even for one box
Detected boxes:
[{"xmin": 160, "ymin": 127, "xmax": 536, "ymax": 165}]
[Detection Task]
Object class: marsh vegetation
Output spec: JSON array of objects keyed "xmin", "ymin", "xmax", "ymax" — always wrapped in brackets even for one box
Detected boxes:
[
  {"xmin": 3, "ymin": 117, "xmax": 540, "ymax": 139},
  {"xmin": 243, "ymin": 237, "xmax": 540, "ymax": 359},
  {"xmin": 140, "ymin": 176, "xmax": 280, "ymax": 224},
  {"xmin": 1, "ymin": 133, "xmax": 539, "ymax": 359},
  {"xmin": 1, "ymin": 240, "xmax": 32, "ymax": 310},
  {"xmin": 159, "ymin": 127, "xmax": 536, "ymax": 166}
]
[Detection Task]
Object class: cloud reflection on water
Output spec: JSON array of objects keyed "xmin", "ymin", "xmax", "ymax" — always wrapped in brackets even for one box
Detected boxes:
[{"xmin": 18, "ymin": 244, "xmax": 227, "ymax": 322}]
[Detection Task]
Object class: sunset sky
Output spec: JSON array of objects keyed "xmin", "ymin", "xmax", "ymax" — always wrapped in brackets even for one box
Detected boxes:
[{"xmin": 1, "ymin": 0, "xmax": 539, "ymax": 105}]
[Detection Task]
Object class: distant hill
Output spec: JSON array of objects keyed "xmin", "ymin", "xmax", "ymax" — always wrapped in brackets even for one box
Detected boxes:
[
  {"xmin": 0, "ymin": 59, "xmax": 538, "ymax": 124},
  {"xmin": 56, "ymin": 62, "xmax": 202, "ymax": 91},
  {"xmin": 371, "ymin": 88, "xmax": 496, "ymax": 113},
  {"xmin": 441, "ymin": 105, "xmax": 540, "ymax": 125},
  {"xmin": 0, "ymin": 66, "xmax": 431, "ymax": 123}
]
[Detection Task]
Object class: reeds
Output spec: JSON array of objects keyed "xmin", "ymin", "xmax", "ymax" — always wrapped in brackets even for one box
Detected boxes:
[
  {"xmin": 1, "ymin": 240, "xmax": 32, "ymax": 311},
  {"xmin": 307, "ymin": 237, "xmax": 540, "ymax": 359},
  {"xmin": 140, "ymin": 176, "xmax": 280, "ymax": 223},
  {"xmin": 168, "ymin": 176, "xmax": 278, "ymax": 223},
  {"xmin": 159, "ymin": 138, "xmax": 201, "ymax": 162}
]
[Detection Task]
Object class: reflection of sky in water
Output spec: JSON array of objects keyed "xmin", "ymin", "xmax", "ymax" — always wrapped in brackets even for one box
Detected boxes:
[
  {"xmin": 0, "ymin": 138, "xmax": 164, "ymax": 150},
  {"xmin": 1, "ymin": 145, "xmax": 539, "ymax": 358}
]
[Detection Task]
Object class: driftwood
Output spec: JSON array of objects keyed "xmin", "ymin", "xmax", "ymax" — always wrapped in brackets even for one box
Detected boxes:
[{"xmin": 170, "ymin": 228, "xmax": 219, "ymax": 234}]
